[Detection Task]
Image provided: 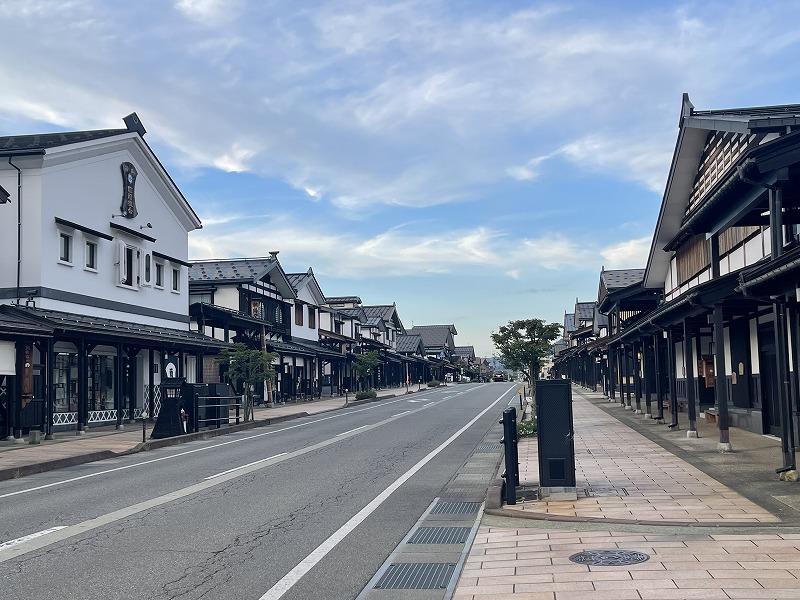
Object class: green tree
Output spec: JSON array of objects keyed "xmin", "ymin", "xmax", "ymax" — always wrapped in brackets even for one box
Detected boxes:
[
  {"xmin": 217, "ymin": 343, "xmax": 278, "ymax": 421},
  {"xmin": 490, "ymin": 318, "xmax": 561, "ymax": 384},
  {"xmin": 352, "ymin": 350, "xmax": 380, "ymax": 391}
]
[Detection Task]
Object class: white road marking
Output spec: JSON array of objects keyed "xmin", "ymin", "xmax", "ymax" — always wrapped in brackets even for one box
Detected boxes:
[
  {"xmin": 0, "ymin": 397, "xmax": 449, "ymax": 563},
  {"xmin": 336, "ymin": 425, "xmax": 369, "ymax": 437},
  {"xmin": 257, "ymin": 387, "xmax": 514, "ymax": 600},
  {"xmin": 0, "ymin": 397, "xmax": 410, "ymax": 500},
  {"xmin": 0, "ymin": 527, "xmax": 68, "ymax": 552},
  {"xmin": 204, "ymin": 453, "xmax": 288, "ymax": 480}
]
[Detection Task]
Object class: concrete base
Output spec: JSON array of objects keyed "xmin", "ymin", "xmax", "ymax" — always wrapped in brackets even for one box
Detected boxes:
[
  {"xmin": 655, "ymin": 418, "xmax": 665, "ymax": 424},
  {"xmin": 779, "ymin": 470, "xmax": 799, "ymax": 482},
  {"xmin": 717, "ymin": 442, "xmax": 733, "ymax": 453},
  {"xmin": 635, "ymin": 409, "xmax": 643, "ymax": 415},
  {"xmin": 644, "ymin": 413, "xmax": 652, "ymax": 419},
  {"xmin": 28, "ymin": 431, "xmax": 43, "ymax": 445},
  {"xmin": 686, "ymin": 430, "xmax": 698, "ymax": 438},
  {"xmin": 6, "ymin": 435, "xmax": 26, "ymax": 444},
  {"xmin": 538, "ymin": 486, "xmax": 578, "ymax": 501},
  {"xmin": 115, "ymin": 424, "xmax": 125, "ymax": 431},
  {"xmin": 44, "ymin": 433, "xmax": 56, "ymax": 441},
  {"xmin": 76, "ymin": 429, "xmax": 86, "ymax": 436},
  {"xmin": 624, "ymin": 405, "xmax": 633, "ymax": 410}
]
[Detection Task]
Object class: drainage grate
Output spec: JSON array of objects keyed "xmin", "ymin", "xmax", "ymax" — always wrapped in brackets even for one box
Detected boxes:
[
  {"xmin": 476, "ymin": 443, "xmax": 503, "ymax": 451},
  {"xmin": 585, "ymin": 487, "xmax": 628, "ymax": 497},
  {"xmin": 569, "ymin": 549, "xmax": 650, "ymax": 566},
  {"xmin": 409, "ymin": 527, "xmax": 471, "ymax": 544},
  {"xmin": 374, "ymin": 563, "xmax": 456, "ymax": 589},
  {"xmin": 431, "ymin": 501, "xmax": 481, "ymax": 515}
]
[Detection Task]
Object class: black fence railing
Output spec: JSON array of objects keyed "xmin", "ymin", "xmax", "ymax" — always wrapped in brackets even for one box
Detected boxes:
[{"xmin": 193, "ymin": 395, "xmax": 241, "ymax": 431}]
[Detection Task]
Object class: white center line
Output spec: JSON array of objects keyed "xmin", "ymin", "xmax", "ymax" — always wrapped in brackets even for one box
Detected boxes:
[
  {"xmin": 0, "ymin": 527, "xmax": 68, "ymax": 552},
  {"xmin": 204, "ymin": 453, "xmax": 288, "ymax": 480},
  {"xmin": 336, "ymin": 425, "xmax": 369, "ymax": 437}
]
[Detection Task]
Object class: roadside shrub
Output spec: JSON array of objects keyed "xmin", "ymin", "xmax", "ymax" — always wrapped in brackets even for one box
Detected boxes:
[
  {"xmin": 427, "ymin": 380, "xmax": 441, "ymax": 387},
  {"xmin": 355, "ymin": 389, "xmax": 377, "ymax": 400},
  {"xmin": 517, "ymin": 418, "xmax": 537, "ymax": 437}
]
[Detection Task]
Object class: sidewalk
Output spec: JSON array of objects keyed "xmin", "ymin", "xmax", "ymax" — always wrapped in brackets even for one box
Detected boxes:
[
  {"xmin": 0, "ymin": 385, "xmax": 416, "ymax": 482},
  {"xmin": 453, "ymin": 385, "xmax": 800, "ymax": 600}
]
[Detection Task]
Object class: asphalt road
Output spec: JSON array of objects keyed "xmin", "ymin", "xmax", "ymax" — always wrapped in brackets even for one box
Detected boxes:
[{"xmin": 0, "ymin": 383, "xmax": 516, "ymax": 600}]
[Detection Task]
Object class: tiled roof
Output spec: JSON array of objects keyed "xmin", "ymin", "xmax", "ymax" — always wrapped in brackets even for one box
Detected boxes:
[
  {"xmin": 326, "ymin": 296, "xmax": 361, "ymax": 305},
  {"xmin": 189, "ymin": 258, "xmax": 276, "ymax": 282},
  {"xmin": 0, "ymin": 113, "xmax": 146, "ymax": 153},
  {"xmin": 406, "ymin": 325, "xmax": 453, "ymax": 350},
  {"xmin": 575, "ymin": 302, "xmax": 595, "ymax": 320},
  {"xmin": 396, "ymin": 334, "xmax": 423, "ymax": 354},
  {"xmin": 564, "ymin": 313, "xmax": 576, "ymax": 333},
  {"xmin": 601, "ymin": 269, "xmax": 645, "ymax": 290}
]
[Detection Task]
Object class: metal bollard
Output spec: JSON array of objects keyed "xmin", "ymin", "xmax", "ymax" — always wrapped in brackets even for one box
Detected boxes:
[{"xmin": 500, "ymin": 407, "xmax": 519, "ymax": 505}]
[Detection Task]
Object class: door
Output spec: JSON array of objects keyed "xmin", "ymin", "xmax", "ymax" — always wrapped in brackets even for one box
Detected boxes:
[{"xmin": 759, "ymin": 343, "xmax": 782, "ymax": 436}]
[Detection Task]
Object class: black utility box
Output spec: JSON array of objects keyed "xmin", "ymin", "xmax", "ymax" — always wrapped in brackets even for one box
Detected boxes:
[{"xmin": 535, "ymin": 379, "xmax": 576, "ymax": 489}]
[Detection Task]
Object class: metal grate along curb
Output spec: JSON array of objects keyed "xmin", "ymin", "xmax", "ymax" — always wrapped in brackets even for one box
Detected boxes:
[
  {"xmin": 430, "ymin": 501, "xmax": 481, "ymax": 515},
  {"xmin": 374, "ymin": 562, "xmax": 456, "ymax": 589},
  {"xmin": 408, "ymin": 527, "xmax": 471, "ymax": 545}
]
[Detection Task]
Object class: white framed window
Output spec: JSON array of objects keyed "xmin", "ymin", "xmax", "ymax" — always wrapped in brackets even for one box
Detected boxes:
[
  {"xmin": 155, "ymin": 261, "xmax": 164, "ymax": 288},
  {"xmin": 116, "ymin": 241, "xmax": 137, "ymax": 288},
  {"xmin": 171, "ymin": 267, "xmax": 180, "ymax": 292},
  {"xmin": 59, "ymin": 232, "xmax": 72, "ymax": 264},
  {"xmin": 85, "ymin": 240, "xmax": 97, "ymax": 271}
]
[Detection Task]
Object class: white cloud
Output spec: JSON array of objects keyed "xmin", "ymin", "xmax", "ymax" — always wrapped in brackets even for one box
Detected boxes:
[{"xmin": 599, "ymin": 237, "xmax": 651, "ymax": 269}]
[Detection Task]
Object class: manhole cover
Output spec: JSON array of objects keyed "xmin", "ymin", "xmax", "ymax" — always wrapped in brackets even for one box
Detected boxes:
[{"xmin": 569, "ymin": 549, "xmax": 650, "ymax": 566}]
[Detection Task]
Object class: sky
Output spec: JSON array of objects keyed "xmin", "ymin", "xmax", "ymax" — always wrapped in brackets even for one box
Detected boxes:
[{"xmin": 2, "ymin": 0, "xmax": 800, "ymax": 357}]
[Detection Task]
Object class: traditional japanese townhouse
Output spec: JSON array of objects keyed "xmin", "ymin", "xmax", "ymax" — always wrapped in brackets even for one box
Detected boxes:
[
  {"xmin": 285, "ymin": 268, "xmax": 345, "ymax": 398},
  {"xmin": 362, "ymin": 304, "xmax": 409, "ymax": 387},
  {"xmin": 405, "ymin": 325, "xmax": 459, "ymax": 382},
  {"xmin": 638, "ymin": 96, "xmax": 800, "ymax": 475},
  {"xmin": 318, "ymin": 305, "xmax": 359, "ymax": 396},
  {"xmin": 0, "ymin": 114, "xmax": 227, "ymax": 438},
  {"xmin": 594, "ymin": 269, "xmax": 661, "ymax": 410},
  {"xmin": 395, "ymin": 333, "xmax": 430, "ymax": 385},
  {"xmin": 453, "ymin": 345, "xmax": 477, "ymax": 380}
]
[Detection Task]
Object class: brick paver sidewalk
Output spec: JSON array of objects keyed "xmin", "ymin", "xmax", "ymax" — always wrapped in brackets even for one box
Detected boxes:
[{"xmin": 453, "ymin": 385, "xmax": 799, "ymax": 599}]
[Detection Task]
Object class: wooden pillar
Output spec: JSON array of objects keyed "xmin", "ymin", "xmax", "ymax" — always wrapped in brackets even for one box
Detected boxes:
[
  {"xmin": 633, "ymin": 341, "xmax": 643, "ymax": 413},
  {"xmin": 77, "ymin": 338, "xmax": 87, "ymax": 433},
  {"xmin": 115, "ymin": 341, "xmax": 123, "ymax": 429},
  {"xmin": 45, "ymin": 339, "xmax": 54, "ymax": 439},
  {"xmin": 148, "ymin": 348, "xmax": 155, "ymax": 420},
  {"xmin": 642, "ymin": 338, "xmax": 652, "ymax": 417},
  {"xmin": 683, "ymin": 318, "xmax": 698, "ymax": 435},
  {"xmin": 653, "ymin": 332, "xmax": 665, "ymax": 422},
  {"xmin": 667, "ymin": 328, "xmax": 679, "ymax": 428},
  {"xmin": 712, "ymin": 304, "xmax": 732, "ymax": 449}
]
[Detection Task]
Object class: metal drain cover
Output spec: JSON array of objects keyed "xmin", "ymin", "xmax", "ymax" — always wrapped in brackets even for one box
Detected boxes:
[
  {"xmin": 431, "ymin": 501, "xmax": 481, "ymax": 515},
  {"xmin": 409, "ymin": 527, "xmax": 471, "ymax": 544},
  {"xmin": 476, "ymin": 443, "xmax": 503, "ymax": 451},
  {"xmin": 569, "ymin": 549, "xmax": 650, "ymax": 566},
  {"xmin": 374, "ymin": 563, "xmax": 456, "ymax": 589}
]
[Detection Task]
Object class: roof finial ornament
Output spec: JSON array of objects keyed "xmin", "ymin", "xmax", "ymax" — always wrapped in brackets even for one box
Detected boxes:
[{"xmin": 269, "ymin": 250, "xmax": 279, "ymax": 260}]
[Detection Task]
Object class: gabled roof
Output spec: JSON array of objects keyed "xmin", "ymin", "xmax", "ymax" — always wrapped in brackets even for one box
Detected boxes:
[
  {"xmin": 600, "ymin": 269, "xmax": 645, "ymax": 291},
  {"xmin": 326, "ymin": 296, "xmax": 362, "ymax": 307},
  {"xmin": 644, "ymin": 95, "xmax": 800, "ymax": 288},
  {"xmin": 0, "ymin": 113, "xmax": 145, "ymax": 153},
  {"xmin": 396, "ymin": 333, "xmax": 424, "ymax": 355},
  {"xmin": 286, "ymin": 268, "xmax": 326, "ymax": 305},
  {"xmin": 454, "ymin": 346, "xmax": 475, "ymax": 360},
  {"xmin": 339, "ymin": 306, "xmax": 367, "ymax": 323},
  {"xmin": 574, "ymin": 302, "xmax": 594, "ymax": 321},
  {"xmin": 189, "ymin": 257, "xmax": 296, "ymax": 300},
  {"xmin": 406, "ymin": 325, "xmax": 455, "ymax": 351},
  {"xmin": 564, "ymin": 313, "xmax": 575, "ymax": 333},
  {"xmin": 362, "ymin": 304, "xmax": 404, "ymax": 331}
]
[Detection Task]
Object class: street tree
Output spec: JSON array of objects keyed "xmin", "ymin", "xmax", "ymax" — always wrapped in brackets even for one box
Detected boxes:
[
  {"xmin": 217, "ymin": 343, "xmax": 278, "ymax": 420},
  {"xmin": 352, "ymin": 350, "xmax": 380, "ymax": 390},
  {"xmin": 490, "ymin": 318, "xmax": 561, "ymax": 384}
]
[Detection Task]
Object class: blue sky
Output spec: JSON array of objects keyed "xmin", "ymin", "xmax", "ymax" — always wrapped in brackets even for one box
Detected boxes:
[{"xmin": 2, "ymin": 0, "xmax": 800, "ymax": 357}]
